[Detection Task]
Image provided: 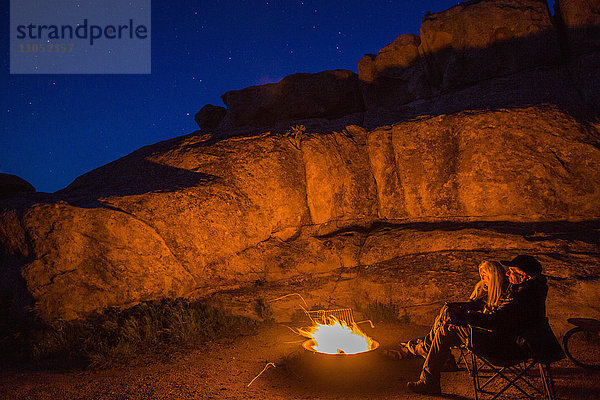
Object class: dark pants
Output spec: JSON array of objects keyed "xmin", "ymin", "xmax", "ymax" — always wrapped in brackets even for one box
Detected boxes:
[{"xmin": 410, "ymin": 304, "xmax": 471, "ymax": 383}]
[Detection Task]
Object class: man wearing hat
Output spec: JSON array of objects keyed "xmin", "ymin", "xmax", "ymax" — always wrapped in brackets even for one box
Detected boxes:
[
  {"xmin": 407, "ymin": 255, "xmax": 549, "ymax": 394},
  {"xmin": 504, "ymin": 254, "xmax": 544, "ymax": 284}
]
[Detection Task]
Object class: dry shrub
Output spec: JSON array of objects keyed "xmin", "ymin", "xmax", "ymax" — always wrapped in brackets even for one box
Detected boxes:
[
  {"xmin": 360, "ymin": 300, "xmax": 405, "ymax": 323},
  {"xmin": 0, "ymin": 298, "xmax": 257, "ymax": 367}
]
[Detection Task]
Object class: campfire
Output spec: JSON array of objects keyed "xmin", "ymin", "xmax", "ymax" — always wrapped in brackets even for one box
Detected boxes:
[
  {"xmin": 247, "ymin": 301, "xmax": 381, "ymax": 388},
  {"xmin": 297, "ymin": 309, "xmax": 378, "ymax": 355}
]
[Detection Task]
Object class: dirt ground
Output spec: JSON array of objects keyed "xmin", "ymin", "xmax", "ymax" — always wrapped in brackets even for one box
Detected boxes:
[{"xmin": 1, "ymin": 322, "xmax": 599, "ymax": 400}]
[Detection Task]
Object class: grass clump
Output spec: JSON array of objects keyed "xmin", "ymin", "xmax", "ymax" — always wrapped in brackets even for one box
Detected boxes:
[
  {"xmin": 0, "ymin": 298, "xmax": 257, "ymax": 367},
  {"xmin": 253, "ymin": 298, "xmax": 274, "ymax": 322},
  {"xmin": 360, "ymin": 300, "xmax": 405, "ymax": 323}
]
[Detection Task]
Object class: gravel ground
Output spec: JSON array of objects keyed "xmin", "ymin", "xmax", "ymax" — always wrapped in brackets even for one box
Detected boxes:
[{"xmin": 1, "ymin": 322, "xmax": 599, "ymax": 400}]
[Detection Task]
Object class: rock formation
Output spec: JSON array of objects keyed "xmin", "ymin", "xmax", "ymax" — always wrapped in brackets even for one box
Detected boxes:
[
  {"xmin": 2, "ymin": 105, "xmax": 599, "ymax": 322},
  {"xmin": 199, "ymin": 0, "xmax": 598, "ymax": 129},
  {"xmin": 220, "ymin": 69, "xmax": 364, "ymax": 128},
  {"xmin": 1, "ymin": 0, "xmax": 600, "ymax": 330},
  {"xmin": 419, "ymin": 0, "xmax": 559, "ymax": 89},
  {"xmin": 357, "ymin": 34, "xmax": 430, "ymax": 108},
  {"xmin": 0, "ymin": 173, "xmax": 35, "ymax": 199},
  {"xmin": 194, "ymin": 104, "xmax": 226, "ymax": 130}
]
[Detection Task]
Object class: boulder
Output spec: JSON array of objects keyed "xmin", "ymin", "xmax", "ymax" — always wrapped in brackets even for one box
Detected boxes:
[
  {"xmin": 357, "ymin": 54, "xmax": 378, "ymax": 84},
  {"xmin": 0, "ymin": 173, "xmax": 35, "ymax": 199},
  {"xmin": 373, "ymin": 34, "xmax": 422, "ymax": 73},
  {"xmin": 358, "ymin": 34, "xmax": 431, "ymax": 108},
  {"xmin": 419, "ymin": 0, "xmax": 560, "ymax": 89},
  {"xmin": 367, "ymin": 106, "xmax": 600, "ymax": 221},
  {"xmin": 1, "ymin": 133, "xmax": 312, "ymax": 320},
  {"xmin": 194, "ymin": 104, "xmax": 226, "ymax": 130},
  {"xmin": 221, "ymin": 69, "xmax": 365, "ymax": 127},
  {"xmin": 555, "ymin": 0, "xmax": 600, "ymax": 56}
]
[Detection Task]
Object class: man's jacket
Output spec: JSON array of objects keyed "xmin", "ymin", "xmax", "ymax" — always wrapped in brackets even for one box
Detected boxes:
[{"xmin": 461, "ymin": 275, "xmax": 550, "ymax": 359}]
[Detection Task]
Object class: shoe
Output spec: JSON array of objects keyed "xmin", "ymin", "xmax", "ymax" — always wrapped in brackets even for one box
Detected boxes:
[
  {"xmin": 384, "ymin": 345, "xmax": 416, "ymax": 360},
  {"xmin": 407, "ymin": 379, "xmax": 442, "ymax": 394},
  {"xmin": 441, "ymin": 353, "xmax": 459, "ymax": 372}
]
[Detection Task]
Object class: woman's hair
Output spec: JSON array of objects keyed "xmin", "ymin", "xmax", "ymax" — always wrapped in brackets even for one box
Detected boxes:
[{"xmin": 469, "ymin": 260, "xmax": 506, "ymax": 308}]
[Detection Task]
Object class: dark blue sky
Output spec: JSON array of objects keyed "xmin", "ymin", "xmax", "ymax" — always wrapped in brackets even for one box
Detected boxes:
[{"xmin": 1, "ymin": 1, "xmax": 552, "ymax": 193}]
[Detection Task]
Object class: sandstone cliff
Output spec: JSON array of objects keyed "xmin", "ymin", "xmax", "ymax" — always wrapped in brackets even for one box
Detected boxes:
[
  {"xmin": 2, "ymin": 105, "xmax": 599, "ymax": 323},
  {"xmin": 1, "ymin": 0, "xmax": 600, "ymax": 329}
]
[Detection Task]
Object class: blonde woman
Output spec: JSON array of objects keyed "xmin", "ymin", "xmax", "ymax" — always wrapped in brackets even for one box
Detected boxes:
[
  {"xmin": 388, "ymin": 261, "xmax": 508, "ymax": 361},
  {"xmin": 468, "ymin": 260, "xmax": 509, "ymax": 312}
]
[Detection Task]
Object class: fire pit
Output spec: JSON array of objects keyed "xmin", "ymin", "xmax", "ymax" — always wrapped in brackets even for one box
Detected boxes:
[{"xmin": 290, "ymin": 309, "xmax": 383, "ymax": 386}]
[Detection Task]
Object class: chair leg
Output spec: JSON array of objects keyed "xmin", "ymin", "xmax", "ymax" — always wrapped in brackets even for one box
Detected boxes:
[
  {"xmin": 457, "ymin": 347, "xmax": 469, "ymax": 372},
  {"xmin": 471, "ymin": 352, "xmax": 479, "ymax": 400},
  {"xmin": 546, "ymin": 364, "xmax": 558, "ymax": 400},
  {"xmin": 539, "ymin": 363, "xmax": 557, "ymax": 400},
  {"xmin": 539, "ymin": 363, "xmax": 550, "ymax": 399}
]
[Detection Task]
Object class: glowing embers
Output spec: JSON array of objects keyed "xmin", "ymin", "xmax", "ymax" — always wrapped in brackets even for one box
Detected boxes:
[{"xmin": 298, "ymin": 316, "xmax": 378, "ymax": 355}]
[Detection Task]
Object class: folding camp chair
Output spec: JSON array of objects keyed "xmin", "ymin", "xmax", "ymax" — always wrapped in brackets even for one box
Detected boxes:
[
  {"xmin": 458, "ymin": 318, "xmax": 564, "ymax": 400},
  {"xmin": 461, "ymin": 349, "xmax": 557, "ymax": 400}
]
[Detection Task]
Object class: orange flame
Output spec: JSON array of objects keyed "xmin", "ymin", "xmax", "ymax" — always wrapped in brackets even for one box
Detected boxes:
[{"xmin": 298, "ymin": 316, "xmax": 374, "ymax": 355}]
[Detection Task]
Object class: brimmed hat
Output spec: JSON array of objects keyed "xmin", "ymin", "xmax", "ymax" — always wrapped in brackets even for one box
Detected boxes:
[{"xmin": 501, "ymin": 255, "xmax": 543, "ymax": 277}]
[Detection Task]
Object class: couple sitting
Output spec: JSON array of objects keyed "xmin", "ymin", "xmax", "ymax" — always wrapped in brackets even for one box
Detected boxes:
[{"xmin": 390, "ymin": 255, "xmax": 550, "ymax": 395}]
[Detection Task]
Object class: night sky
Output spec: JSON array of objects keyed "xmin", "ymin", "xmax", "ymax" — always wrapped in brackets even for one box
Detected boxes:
[{"xmin": 1, "ymin": 1, "xmax": 553, "ymax": 193}]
